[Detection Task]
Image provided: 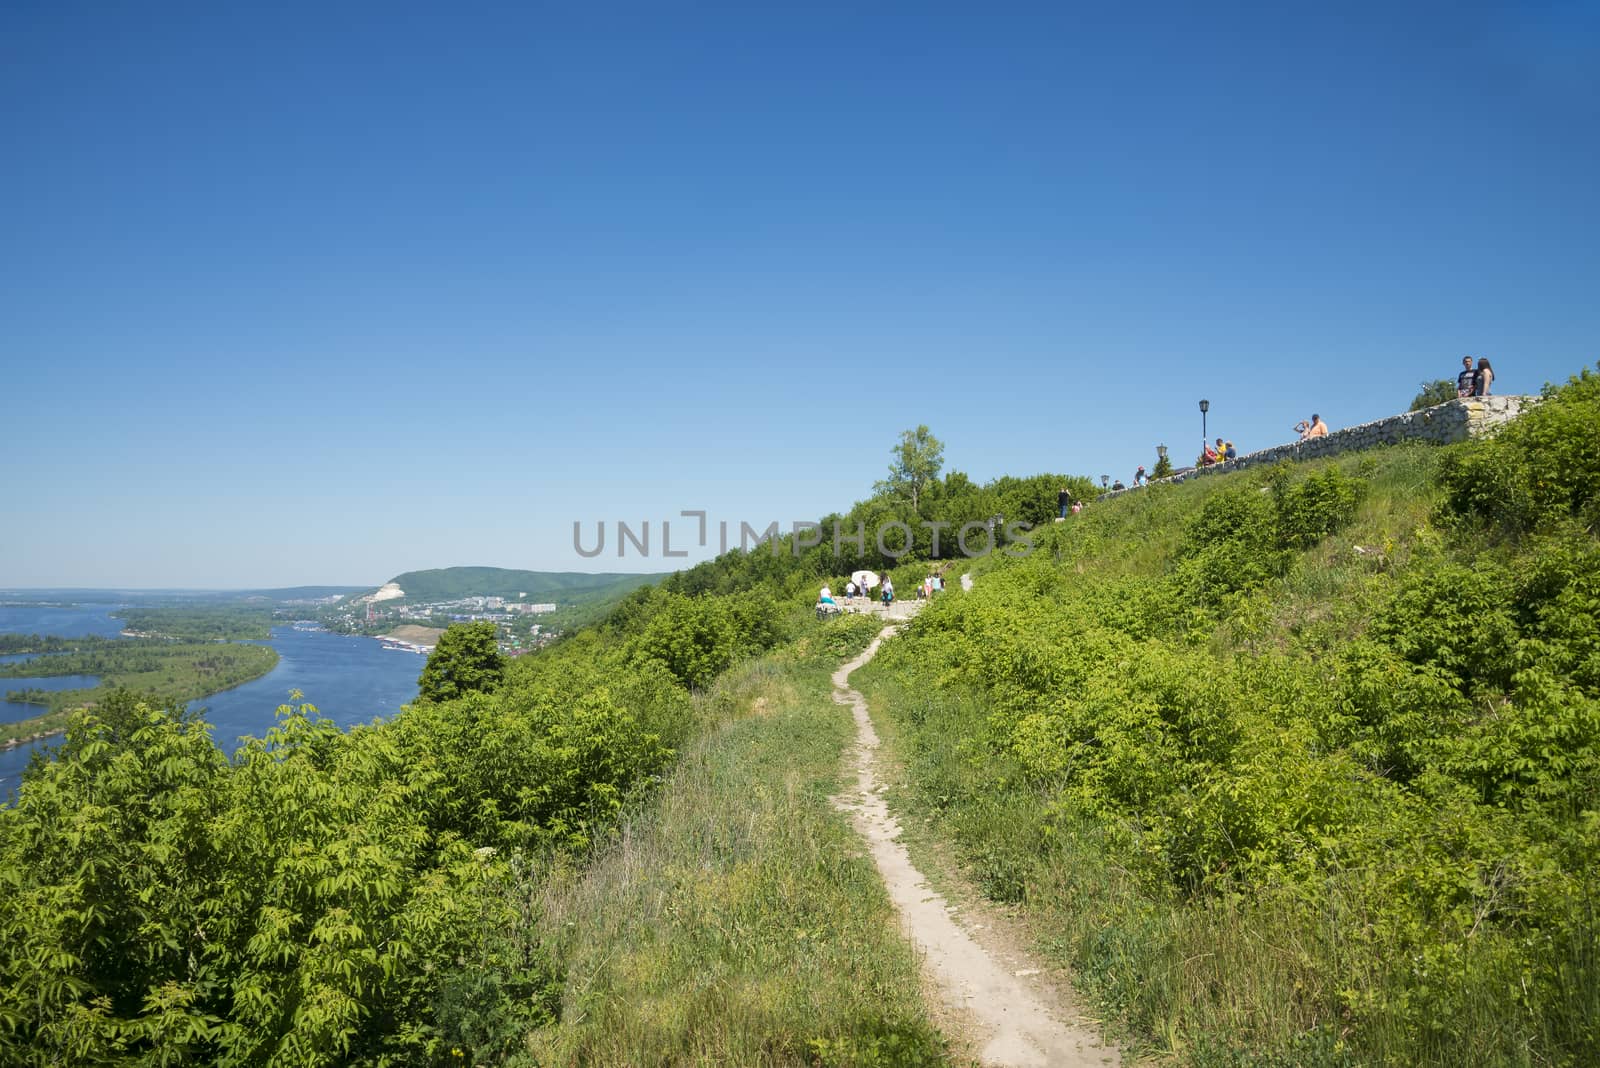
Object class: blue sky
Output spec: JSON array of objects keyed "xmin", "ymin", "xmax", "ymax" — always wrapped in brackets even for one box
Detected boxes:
[{"xmin": 3, "ymin": 2, "xmax": 1596, "ymax": 588}]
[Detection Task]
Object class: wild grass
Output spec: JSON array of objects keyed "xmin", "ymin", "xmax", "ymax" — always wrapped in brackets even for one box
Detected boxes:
[
  {"xmin": 855, "ymin": 440, "xmax": 1599, "ymax": 1066},
  {"xmin": 855, "ymin": 667, "xmax": 1593, "ymax": 1067},
  {"xmin": 523, "ymin": 636, "xmax": 953, "ymax": 1067}
]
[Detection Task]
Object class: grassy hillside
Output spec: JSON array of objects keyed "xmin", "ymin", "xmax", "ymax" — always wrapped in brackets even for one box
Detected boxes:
[
  {"xmin": 0, "ymin": 565, "xmax": 939, "ymax": 1063},
  {"xmin": 384, "ymin": 566, "xmax": 662, "ymax": 605},
  {"xmin": 854, "ymin": 368, "xmax": 1600, "ymax": 1065},
  {"xmin": 4, "ymin": 373, "xmax": 1596, "ymax": 1064}
]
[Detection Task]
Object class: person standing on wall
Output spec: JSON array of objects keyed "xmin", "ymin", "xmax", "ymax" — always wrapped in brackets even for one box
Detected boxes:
[
  {"xmin": 1058, "ymin": 485, "xmax": 1071, "ymax": 519},
  {"xmin": 1306, "ymin": 414, "xmax": 1329, "ymax": 438},
  {"xmin": 1473, "ymin": 358, "xmax": 1494, "ymax": 396},
  {"xmin": 1457, "ymin": 355, "xmax": 1477, "ymax": 398}
]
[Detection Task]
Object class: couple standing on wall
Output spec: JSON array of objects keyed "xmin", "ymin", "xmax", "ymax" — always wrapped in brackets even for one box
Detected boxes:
[{"xmin": 1457, "ymin": 356, "xmax": 1495, "ymax": 397}]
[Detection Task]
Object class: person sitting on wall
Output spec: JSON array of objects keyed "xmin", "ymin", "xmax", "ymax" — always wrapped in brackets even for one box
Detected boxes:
[
  {"xmin": 1134, "ymin": 465, "xmax": 1148, "ymax": 487},
  {"xmin": 1224, "ymin": 441, "xmax": 1238, "ymax": 461},
  {"xmin": 1305, "ymin": 414, "xmax": 1329, "ymax": 438},
  {"xmin": 1111, "ymin": 479, "xmax": 1126, "ymax": 491},
  {"xmin": 819, "ymin": 584, "xmax": 835, "ymax": 606},
  {"xmin": 1201, "ymin": 442, "xmax": 1219, "ymax": 465}
]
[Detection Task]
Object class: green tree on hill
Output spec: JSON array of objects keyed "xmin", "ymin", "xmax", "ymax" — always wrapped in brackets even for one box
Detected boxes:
[
  {"xmin": 417, "ymin": 621, "xmax": 505, "ymax": 702},
  {"xmin": 1410, "ymin": 378, "xmax": 1457, "ymax": 411},
  {"xmin": 877, "ymin": 425, "xmax": 945, "ymax": 511}
]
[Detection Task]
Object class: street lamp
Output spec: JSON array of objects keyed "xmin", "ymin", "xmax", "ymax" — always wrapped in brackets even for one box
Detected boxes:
[
  {"xmin": 1156, "ymin": 444, "xmax": 1168, "ymax": 460},
  {"xmin": 1199, "ymin": 399, "xmax": 1210, "ymax": 453}
]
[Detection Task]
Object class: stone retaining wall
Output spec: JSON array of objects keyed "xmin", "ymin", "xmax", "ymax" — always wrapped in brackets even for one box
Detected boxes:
[{"xmin": 1099, "ymin": 395, "xmax": 1536, "ymax": 499}]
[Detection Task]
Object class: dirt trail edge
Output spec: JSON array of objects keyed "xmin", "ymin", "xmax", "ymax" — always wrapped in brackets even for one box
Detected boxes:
[{"xmin": 832, "ymin": 627, "xmax": 1119, "ymax": 1068}]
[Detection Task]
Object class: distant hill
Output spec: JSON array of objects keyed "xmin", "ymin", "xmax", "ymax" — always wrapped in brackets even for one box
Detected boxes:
[{"xmin": 378, "ymin": 567, "xmax": 663, "ymax": 605}]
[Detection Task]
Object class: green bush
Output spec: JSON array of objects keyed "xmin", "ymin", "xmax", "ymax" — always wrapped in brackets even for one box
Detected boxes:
[{"xmin": 1440, "ymin": 364, "xmax": 1600, "ymax": 536}]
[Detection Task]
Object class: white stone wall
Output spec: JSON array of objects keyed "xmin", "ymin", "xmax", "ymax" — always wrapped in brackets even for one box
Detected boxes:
[{"xmin": 1100, "ymin": 396, "xmax": 1537, "ymax": 499}]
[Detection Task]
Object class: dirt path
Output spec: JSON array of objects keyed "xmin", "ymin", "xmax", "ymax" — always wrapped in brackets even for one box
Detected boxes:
[{"xmin": 832, "ymin": 626, "xmax": 1119, "ymax": 1068}]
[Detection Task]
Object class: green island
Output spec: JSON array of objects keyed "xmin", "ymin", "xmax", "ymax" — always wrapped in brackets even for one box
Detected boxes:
[
  {"xmin": 0, "ymin": 639, "xmax": 279, "ymax": 745},
  {"xmin": 115, "ymin": 603, "xmax": 277, "ymax": 640},
  {"xmin": 0, "ymin": 370, "xmax": 1596, "ymax": 1065},
  {"xmin": 0, "ymin": 633, "xmax": 112, "ymax": 656}
]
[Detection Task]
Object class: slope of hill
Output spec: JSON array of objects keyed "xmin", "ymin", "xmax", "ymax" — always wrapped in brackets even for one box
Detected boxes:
[
  {"xmin": 852, "ymin": 369, "xmax": 1600, "ymax": 1066},
  {"xmin": 4, "ymin": 371, "xmax": 1596, "ymax": 1065}
]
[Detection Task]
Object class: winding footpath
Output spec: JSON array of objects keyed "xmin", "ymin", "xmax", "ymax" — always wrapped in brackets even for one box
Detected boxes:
[{"xmin": 832, "ymin": 622, "xmax": 1119, "ymax": 1068}]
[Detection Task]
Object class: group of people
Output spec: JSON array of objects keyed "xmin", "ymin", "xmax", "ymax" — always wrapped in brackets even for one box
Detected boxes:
[
  {"xmin": 1057, "ymin": 486, "xmax": 1086, "ymax": 518},
  {"xmin": 1200, "ymin": 437, "xmax": 1240, "ymax": 466},
  {"xmin": 1074, "ymin": 355, "xmax": 1500, "ymax": 503},
  {"xmin": 915, "ymin": 574, "xmax": 945, "ymax": 600},
  {"xmin": 1293, "ymin": 413, "xmax": 1329, "ymax": 441},
  {"xmin": 1457, "ymin": 355, "xmax": 1495, "ymax": 397},
  {"xmin": 822, "ymin": 576, "xmax": 900, "ymax": 609}
]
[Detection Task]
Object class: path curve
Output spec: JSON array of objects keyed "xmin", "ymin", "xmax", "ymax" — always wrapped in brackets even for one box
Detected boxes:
[{"xmin": 832, "ymin": 627, "xmax": 1118, "ymax": 1068}]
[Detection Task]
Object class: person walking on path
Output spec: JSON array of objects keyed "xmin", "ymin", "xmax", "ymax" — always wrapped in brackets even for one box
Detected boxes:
[
  {"xmin": 1457, "ymin": 355, "xmax": 1477, "ymax": 398},
  {"xmin": 881, "ymin": 577, "xmax": 894, "ymax": 606},
  {"xmin": 1473, "ymin": 358, "xmax": 1494, "ymax": 396}
]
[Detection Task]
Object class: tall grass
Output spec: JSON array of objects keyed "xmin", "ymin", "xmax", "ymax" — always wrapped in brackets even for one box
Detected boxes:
[
  {"xmin": 855, "ymin": 441, "xmax": 1599, "ymax": 1066},
  {"xmin": 524, "ymin": 637, "xmax": 953, "ymax": 1066}
]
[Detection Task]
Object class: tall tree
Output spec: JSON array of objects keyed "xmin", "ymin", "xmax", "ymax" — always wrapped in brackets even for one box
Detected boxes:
[
  {"xmin": 877, "ymin": 425, "xmax": 945, "ymax": 511},
  {"xmin": 417, "ymin": 621, "xmax": 505, "ymax": 702},
  {"xmin": 1410, "ymin": 379, "xmax": 1457, "ymax": 411}
]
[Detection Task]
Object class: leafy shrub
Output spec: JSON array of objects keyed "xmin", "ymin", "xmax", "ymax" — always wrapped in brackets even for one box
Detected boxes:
[
  {"xmin": 1440, "ymin": 364, "xmax": 1600, "ymax": 536},
  {"xmin": 1410, "ymin": 378, "xmax": 1458, "ymax": 412},
  {"xmin": 418, "ymin": 621, "xmax": 505, "ymax": 702},
  {"xmin": 634, "ymin": 593, "xmax": 740, "ymax": 689},
  {"xmin": 1272, "ymin": 465, "xmax": 1365, "ymax": 550},
  {"xmin": 1370, "ymin": 560, "xmax": 1519, "ymax": 693}
]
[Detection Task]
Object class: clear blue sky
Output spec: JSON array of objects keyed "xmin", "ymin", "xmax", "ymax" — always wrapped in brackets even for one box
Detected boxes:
[{"xmin": 4, "ymin": 2, "xmax": 1596, "ymax": 588}]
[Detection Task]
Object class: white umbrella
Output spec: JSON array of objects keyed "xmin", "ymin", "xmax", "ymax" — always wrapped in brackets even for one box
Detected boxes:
[{"xmin": 850, "ymin": 570, "xmax": 879, "ymax": 590}]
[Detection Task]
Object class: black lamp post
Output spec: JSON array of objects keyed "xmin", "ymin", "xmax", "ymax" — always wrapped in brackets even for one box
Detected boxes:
[
  {"xmin": 1199, "ymin": 399, "xmax": 1210, "ymax": 452},
  {"xmin": 1156, "ymin": 444, "xmax": 1168, "ymax": 461}
]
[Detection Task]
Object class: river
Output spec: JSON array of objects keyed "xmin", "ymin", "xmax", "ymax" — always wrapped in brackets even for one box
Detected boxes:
[{"xmin": 0, "ymin": 606, "xmax": 423, "ymax": 798}]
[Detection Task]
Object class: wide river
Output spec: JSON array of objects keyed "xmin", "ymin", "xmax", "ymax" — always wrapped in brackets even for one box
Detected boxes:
[{"xmin": 0, "ymin": 605, "xmax": 423, "ymax": 798}]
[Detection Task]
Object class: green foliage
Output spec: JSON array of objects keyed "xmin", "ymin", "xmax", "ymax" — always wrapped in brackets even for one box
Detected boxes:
[
  {"xmin": 0, "ymin": 581, "xmax": 787, "ymax": 1063},
  {"xmin": 1410, "ymin": 378, "xmax": 1457, "ymax": 411},
  {"xmin": 118, "ymin": 604, "xmax": 275, "ymax": 640},
  {"xmin": 876, "ymin": 424, "xmax": 945, "ymax": 510},
  {"xmin": 1270, "ymin": 464, "xmax": 1365, "ymax": 550},
  {"xmin": 417, "ymin": 622, "xmax": 505, "ymax": 703},
  {"xmin": 856, "ymin": 424, "xmax": 1600, "ymax": 1065},
  {"xmin": 1439, "ymin": 364, "xmax": 1600, "ymax": 536}
]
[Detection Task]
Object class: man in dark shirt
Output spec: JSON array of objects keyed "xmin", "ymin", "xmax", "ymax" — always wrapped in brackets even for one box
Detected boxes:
[
  {"xmin": 1457, "ymin": 356, "xmax": 1476, "ymax": 398},
  {"xmin": 1058, "ymin": 486, "xmax": 1071, "ymax": 519}
]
